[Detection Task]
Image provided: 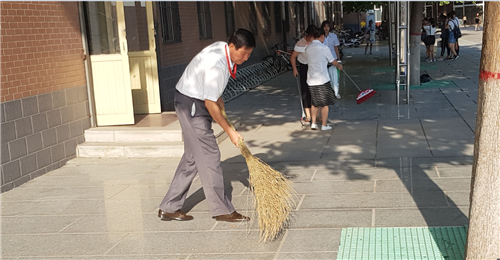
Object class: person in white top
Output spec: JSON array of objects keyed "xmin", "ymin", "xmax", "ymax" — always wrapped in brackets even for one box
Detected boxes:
[
  {"xmin": 159, "ymin": 29, "xmax": 255, "ymax": 223},
  {"xmin": 422, "ymin": 18, "xmax": 436, "ymax": 62},
  {"xmin": 445, "ymin": 11, "xmax": 459, "ymax": 60},
  {"xmin": 321, "ymin": 21, "xmax": 340, "ymax": 60},
  {"xmin": 364, "ymin": 20, "xmax": 376, "ymax": 55},
  {"xmin": 305, "ymin": 28, "xmax": 343, "ymax": 131},
  {"xmin": 321, "ymin": 20, "xmax": 342, "ymax": 100},
  {"xmin": 291, "ymin": 25, "xmax": 316, "ymax": 126}
]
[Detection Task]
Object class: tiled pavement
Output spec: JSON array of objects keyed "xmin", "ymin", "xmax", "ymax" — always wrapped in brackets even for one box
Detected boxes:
[{"xmin": 1, "ymin": 27, "xmax": 483, "ymax": 259}]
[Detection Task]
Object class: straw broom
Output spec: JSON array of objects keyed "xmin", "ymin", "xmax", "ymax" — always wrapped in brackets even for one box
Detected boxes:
[{"xmin": 220, "ymin": 108, "xmax": 298, "ymax": 242}]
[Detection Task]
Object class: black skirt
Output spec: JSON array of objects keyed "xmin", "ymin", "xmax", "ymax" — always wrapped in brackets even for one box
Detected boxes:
[
  {"xmin": 308, "ymin": 82, "xmax": 335, "ymax": 107},
  {"xmin": 424, "ymin": 35, "xmax": 435, "ymax": 46}
]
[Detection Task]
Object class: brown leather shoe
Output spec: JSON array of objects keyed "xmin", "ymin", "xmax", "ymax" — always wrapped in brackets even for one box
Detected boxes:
[
  {"xmin": 214, "ymin": 211, "xmax": 250, "ymax": 222},
  {"xmin": 158, "ymin": 209, "xmax": 193, "ymax": 221}
]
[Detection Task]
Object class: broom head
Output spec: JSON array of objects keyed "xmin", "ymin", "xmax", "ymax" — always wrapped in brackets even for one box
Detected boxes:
[{"xmin": 356, "ymin": 89, "xmax": 376, "ymax": 104}]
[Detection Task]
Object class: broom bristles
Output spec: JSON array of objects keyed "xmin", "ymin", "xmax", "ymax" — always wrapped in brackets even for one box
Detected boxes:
[{"xmin": 221, "ymin": 108, "xmax": 297, "ymax": 242}]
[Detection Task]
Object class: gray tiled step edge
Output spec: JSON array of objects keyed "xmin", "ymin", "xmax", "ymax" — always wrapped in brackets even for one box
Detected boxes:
[
  {"xmin": 77, "ymin": 142, "xmax": 185, "ymax": 158},
  {"xmin": 84, "ymin": 128, "xmax": 183, "ymax": 143},
  {"xmin": 77, "ymin": 118, "xmax": 240, "ymax": 158}
]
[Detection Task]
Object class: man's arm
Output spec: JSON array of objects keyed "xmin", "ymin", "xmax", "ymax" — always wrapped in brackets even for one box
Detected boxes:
[
  {"xmin": 334, "ymin": 46, "xmax": 340, "ymax": 61},
  {"xmin": 205, "ymin": 97, "xmax": 243, "ymax": 148}
]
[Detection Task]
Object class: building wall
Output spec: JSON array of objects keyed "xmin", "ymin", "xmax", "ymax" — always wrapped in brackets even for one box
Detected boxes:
[
  {"xmin": 156, "ymin": 1, "xmax": 297, "ymax": 111},
  {"xmin": 1, "ymin": 1, "xmax": 90, "ymax": 192}
]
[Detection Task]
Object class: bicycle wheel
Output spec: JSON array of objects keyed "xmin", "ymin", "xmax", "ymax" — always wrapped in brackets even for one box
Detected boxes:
[{"xmin": 263, "ymin": 55, "xmax": 281, "ymax": 74}]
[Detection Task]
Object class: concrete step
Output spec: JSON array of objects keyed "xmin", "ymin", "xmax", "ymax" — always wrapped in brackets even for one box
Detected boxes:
[
  {"xmin": 77, "ymin": 117, "xmax": 241, "ymax": 158},
  {"xmin": 77, "ymin": 142, "xmax": 185, "ymax": 158},
  {"xmin": 84, "ymin": 127, "xmax": 183, "ymax": 143}
]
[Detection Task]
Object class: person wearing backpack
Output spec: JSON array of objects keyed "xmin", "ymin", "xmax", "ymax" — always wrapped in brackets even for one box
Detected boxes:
[
  {"xmin": 445, "ymin": 11, "xmax": 460, "ymax": 60},
  {"xmin": 436, "ymin": 14, "xmax": 451, "ymax": 61}
]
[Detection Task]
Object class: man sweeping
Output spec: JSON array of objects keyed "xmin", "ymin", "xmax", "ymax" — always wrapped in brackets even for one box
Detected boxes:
[{"xmin": 158, "ymin": 29, "xmax": 255, "ymax": 222}]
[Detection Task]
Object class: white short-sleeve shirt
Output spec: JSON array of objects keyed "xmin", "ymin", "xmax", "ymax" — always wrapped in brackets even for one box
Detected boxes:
[
  {"xmin": 305, "ymin": 40, "xmax": 335, "ymax": 86},
  {"xmin": 323, "ymin": 32, "xmax": 340, "ymax": 60},
  {"xmin": 176, "ymin": 41, "xmax": 233, "ymax": 102},
  {"xmin": 293, "ymin": 37, "xmax": 309, "ymax": 64}
]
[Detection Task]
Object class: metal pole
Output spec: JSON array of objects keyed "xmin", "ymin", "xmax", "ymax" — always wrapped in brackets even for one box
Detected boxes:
[
  {"xmin": 340, "ymin": 1, "xmax": 344, "ymax": 29},
  {"xmin": 282, "ymin": 2, "xmax": 287, "ymax": 45},
  {"xmin": 389, "ymin": 1, "xmax": 393, "ymax": 65},
  {"xmin": 396, "ymin": 2, "xmax": 400, "ymax": 105},
  {"xmin": 406, "ymin": 1, "xmax": 410, "ymax": 104}
]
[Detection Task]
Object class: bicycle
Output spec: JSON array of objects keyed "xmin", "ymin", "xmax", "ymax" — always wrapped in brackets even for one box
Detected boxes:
[{"xmin": 262, "ymin": 43, "xmax": 293, "ymax": 73}]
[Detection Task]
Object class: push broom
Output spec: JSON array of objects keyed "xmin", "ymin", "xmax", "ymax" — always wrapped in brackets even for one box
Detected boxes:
[
  {"xmin": 342, "ymin": 70, "xmax": 377, "ymax": 104},
  {"xmin": 220, "ymin": 108, "xmax": 297, "ymax": 243}
]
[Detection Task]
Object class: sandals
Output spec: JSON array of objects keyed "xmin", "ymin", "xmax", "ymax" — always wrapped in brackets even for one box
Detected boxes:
[{"xmin": 300, "ymin": 117, "xmax": 311, "ymax": 126}]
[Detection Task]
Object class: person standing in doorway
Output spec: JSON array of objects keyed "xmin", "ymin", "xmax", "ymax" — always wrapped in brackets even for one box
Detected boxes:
[
  {"xmin": 475, "ymin": 13, "xmax": 480, "ymax": 30},
  {"xmin": 158, "ymin": 29, "xmax": 255, "ymax": 222},
  {"xmin": 364, "ymin": 20, "xmax": 376, "ymax": 55},
  {"xmin": 291, "ymin": 25, "xmax": 316, "ymax": 126},
  {"xmin": 305, "ymin": 28, "xmax": 343, "ymax": 131},
  {"xmin": 321, "ymin": 20, "xmax": 341, "ymax": 99}
]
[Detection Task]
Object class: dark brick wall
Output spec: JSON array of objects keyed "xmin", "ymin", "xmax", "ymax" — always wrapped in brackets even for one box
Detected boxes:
[{"xmin": 1, "ymin": 85, "xmax": 91, "ymax": 192}]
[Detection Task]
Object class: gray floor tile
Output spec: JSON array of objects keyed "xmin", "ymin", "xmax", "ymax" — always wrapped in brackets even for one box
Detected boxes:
[
  {"xmin": 277, "ymin": 251, "xmax": 338, "ymax": 259},
  {"xmin": 300, "ymin": 192, "xmax": 448, "ymax": 209},
  {"xmin": 62, "ymin": 212, "xmax": 221, "ymax": 233},
  {"xmin": 293, "ymin": 180, "xmax": 374, "ymax": 194},
  {"xmin": 2, "ymin": 233, "xmax": 127, "ymax": 257},
  {"xmin": 437, "ymin": 166, "xmax": 473, "ymax": 177},
  {"xmin": 280, "ymin": 229, "xmax": 341, "ymax": 253},
  {"xmin": 445, "ymin": 191, "xmax": 471, "ymax": 206},
  {"xmin": 188, "ymin": 253, "xmax": 276, "ymax": 259},
  {"xmin": 374, "ymin": 207, "xmax": 469, "ymax": 227},
  {"xmin": 106, "ymin": 231, "xmax": 280, "ymax": 255},
  {"xmin": 1, "ymin": 215, "xmax": 79, "ymax": 234},
  {"xmin": 0, "ymin": 200, "xmax": 43, "ymax": 216},
  {"xmin": 291, "ymin": 209, "xmax": 372, "ymax": 229},
  {"xmin": 1, "ymin": 185, "xmax": 129, "ymax": 201}
]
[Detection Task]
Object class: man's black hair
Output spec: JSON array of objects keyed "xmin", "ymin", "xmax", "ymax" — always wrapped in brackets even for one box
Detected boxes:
[
  {"xmin": 312, "ymin": 27, "xmax": 325, "ymax": 38},
  {"xmin": 228, "ymin": 29, "xmax": 256, "ymax": 50},
  {"xmin": 305, "ymin": 25, "xmax": 316, "ymax": 36},
  {"xmin": 448, "ymin": 11, "xmax": 456, "ymax": 18}
]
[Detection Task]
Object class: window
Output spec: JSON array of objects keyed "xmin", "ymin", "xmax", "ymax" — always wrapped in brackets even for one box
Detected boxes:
[
  {"xmin": 159, "ymin": 2, "xmax": 181, "ymax": 44},
  {"xmin": 262, "ymin": 2, "xmax": 271, "ymax": 35},
  {"xmin": 224, "ymin": 2, "xmax": 235, "ymax": 37},
  {"xmin": 197, "ymin": 2, "xmax": 213, "ymax": 40},
  {"xmin": 274, "ymin": 2, "xmax": 282, "ymax": 33},
  {"xmin": 249, "ymin": 2, "xmax": 258, "ymax": 35}
]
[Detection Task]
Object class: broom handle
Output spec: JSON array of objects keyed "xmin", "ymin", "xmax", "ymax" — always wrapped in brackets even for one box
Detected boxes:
[
  {"xmin": 342, "ymin": 70, "xmax": 362, "ymax": 92},
  {"xmin": 220, "ymin": 108, "xmax": 250, "ymax": 148},
  {"xmin": 220, "ymin": 108, "xmax": 236, "ymax": 131}
]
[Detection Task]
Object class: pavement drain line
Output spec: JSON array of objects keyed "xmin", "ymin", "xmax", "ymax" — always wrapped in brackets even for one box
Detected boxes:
[{"xmin": 336, "ymin": 226, "xmax": 467, "ymax": 260}]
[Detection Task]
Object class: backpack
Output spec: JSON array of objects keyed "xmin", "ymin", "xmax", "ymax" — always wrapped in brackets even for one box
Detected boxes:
[
  {"xmin": 452, "ymin": 20, "xmax": 462, "ymax": 39},
  {"xmin": 420, "ymin": 74, "xmax": 431, "ymax": 83}
]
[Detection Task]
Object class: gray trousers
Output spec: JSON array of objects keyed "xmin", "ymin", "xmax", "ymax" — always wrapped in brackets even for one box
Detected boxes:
[{"xmin": 159, "ymin": 91, "xmax": 235, "ymax": 217}]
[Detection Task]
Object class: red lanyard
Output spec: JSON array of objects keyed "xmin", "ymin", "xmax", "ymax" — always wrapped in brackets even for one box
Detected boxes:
[{"xmin": 225, "ymin": 46, "xmax": 237, "ymax": 79}]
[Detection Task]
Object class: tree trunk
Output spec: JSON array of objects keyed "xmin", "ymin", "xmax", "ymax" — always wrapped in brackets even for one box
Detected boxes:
[
  {"xmin": 465, "ymin": 2, "xmax": 500, "ymax": 259},
  {"xmin": 409, "ymin": 2, "xmax": 424, "ymax": 86}
]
